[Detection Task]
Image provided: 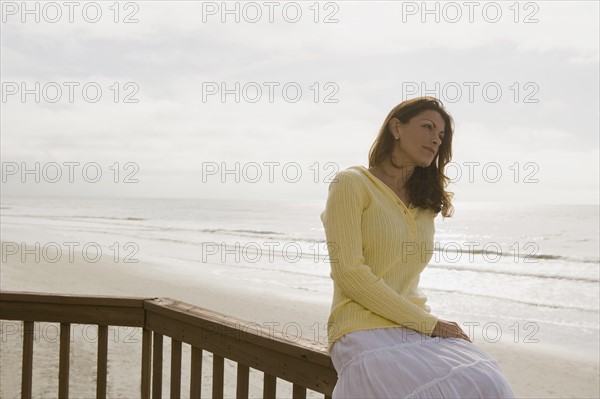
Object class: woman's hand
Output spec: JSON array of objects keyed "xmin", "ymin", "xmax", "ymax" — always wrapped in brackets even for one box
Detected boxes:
[{"xmin": 431, "ymin": 319, "xmax": 472, "ymax": 342}]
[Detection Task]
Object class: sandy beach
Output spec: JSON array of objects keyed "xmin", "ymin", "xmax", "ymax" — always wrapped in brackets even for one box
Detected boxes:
[{"xmin": 1, "ymin": 242, "xmax": 599, "ymax": 398}]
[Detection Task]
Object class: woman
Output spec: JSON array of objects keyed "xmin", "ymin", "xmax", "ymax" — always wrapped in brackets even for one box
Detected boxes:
[{"xmin": 320, "ymin": 97, "xmax": 516, "ymax": 398}]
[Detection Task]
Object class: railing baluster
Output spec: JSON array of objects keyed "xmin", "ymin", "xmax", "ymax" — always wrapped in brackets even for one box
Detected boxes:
[
  {"xmin": 58, "ymin": 322, "xmax": 71, "ymax": 398},
  {"xmin": 262, "ymin": 372, "xmax": 276, "ymax": 399},
  {"xmin": 152, "ymin": 332, "xmax": 163, "ymax": 399},
  {"xmin": 141, "ymin": 328, "xmax": 152, "ymax": 399},
  {"xmin": 190, "ymin": 346, "xmax": 203, "ymax": 398},
  {"xmin": 96, "ymin": 325, "xmax": 108, "ymax": 399},
  {"xmin": 236, "ymin": 363, "xmax": 249, "ymax": 398},
  {"xmin": 212, "ymin": 354, "xmax": 224, "ymax": 398},
  {"xmin": 292, "ymin": 384, "xmax": 307, "ymax": 399},
  {"xmin": 21, "ymin": 321, "xmax": 34, "ymax": 399},
  {"xmin": 170, "ymin": 339, "xmax": 182, "ymax": 398}
]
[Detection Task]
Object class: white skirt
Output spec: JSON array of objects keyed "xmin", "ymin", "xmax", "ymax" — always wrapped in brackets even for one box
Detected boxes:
[{"xmin": 330, "ymin": 327, "xmax": 516, "ymax": 399}]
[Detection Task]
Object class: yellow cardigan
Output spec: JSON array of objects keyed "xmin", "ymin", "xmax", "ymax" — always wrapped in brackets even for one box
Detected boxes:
[{"xmin": 320, "ymin": 165, "xmax": 439, "ymax": 353}]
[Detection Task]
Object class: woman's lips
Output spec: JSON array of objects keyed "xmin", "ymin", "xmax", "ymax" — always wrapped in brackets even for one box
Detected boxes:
[{"xmin": 423, "ymin": 146, "xmax": 435, "ymax": 155}]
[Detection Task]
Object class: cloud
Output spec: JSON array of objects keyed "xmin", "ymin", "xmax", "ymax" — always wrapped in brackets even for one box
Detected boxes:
[{"xmin": 1, "ymin": 0, "xmax": 598, "ymax": 203}]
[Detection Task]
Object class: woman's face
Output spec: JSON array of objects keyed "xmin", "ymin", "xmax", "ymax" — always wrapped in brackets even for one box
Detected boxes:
[{"xmin": 390, "ymin": 110, "xmax": 446, "ymax": 168}]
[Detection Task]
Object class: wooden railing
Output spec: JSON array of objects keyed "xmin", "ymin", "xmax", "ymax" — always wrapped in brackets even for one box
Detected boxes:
[{"xmin": 0, "ymin": 291, "xmax": 337, "ymax": 398}]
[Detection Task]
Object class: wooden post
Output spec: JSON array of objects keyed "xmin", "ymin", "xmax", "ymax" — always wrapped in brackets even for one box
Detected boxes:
[
  {"xmin": 263, "ymin": 373, "xmax": 276, "ymax": 399},
  {"xmin": 236, "ymin": 363, "xmax": 249, "ymax": 398},
  {"xmin": 141, "ymin": 328, "xmax": 152, "ymax": 398},
  {"xmin": 190, "ymin": 346, "xmax": 203, "ymax": 398},
  {"xmin": 212, "ymin": 354, "xmax": 224, "ymax": 399},
  {"xmin": 96, "ymin": 325, "xmax": 108, "ymax": 399},
  {"xmin": 170, "ymin": 339, "xmax": 182, "ymax": 398},
  {"xmin": 58, "ymin": 322, "xmax": 71, "ymax": 398},
  {"xmin": 21, "ymin": 321, "xmax": 34, "ymax": 399},
  {"xmin": 292, "ymin": 384, "xmax": 307, "ymax": 399},
  {"xmin": 152, "ymin": 332, "xmax": 163, "ymax": 399}
]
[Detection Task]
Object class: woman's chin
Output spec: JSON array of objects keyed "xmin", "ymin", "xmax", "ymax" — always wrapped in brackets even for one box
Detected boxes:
[{"xmin": 419, "ymin": 159, "xmax": 432, "ymax": 168}]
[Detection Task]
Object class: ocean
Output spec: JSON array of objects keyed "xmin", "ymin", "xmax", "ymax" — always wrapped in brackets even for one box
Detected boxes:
[{"xmin": 1, "ymin": 196, "xmax": 599, "ymax": 359}]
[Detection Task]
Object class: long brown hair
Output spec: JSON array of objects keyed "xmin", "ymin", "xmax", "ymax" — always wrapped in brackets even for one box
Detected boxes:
[{"xmin": 368, "ymin": 96, "xmax": 455, "ymax": 218}]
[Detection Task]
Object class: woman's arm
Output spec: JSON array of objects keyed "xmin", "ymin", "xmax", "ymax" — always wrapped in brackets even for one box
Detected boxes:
[{"xmin": 322, "ymin": 170, "xmax": 439, "ymax": 336}]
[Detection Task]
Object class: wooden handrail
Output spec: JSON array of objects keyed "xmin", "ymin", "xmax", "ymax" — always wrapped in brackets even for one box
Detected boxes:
[{"xmin": 0, "ymin": 291, "xmax": 337, "ymax": 398}]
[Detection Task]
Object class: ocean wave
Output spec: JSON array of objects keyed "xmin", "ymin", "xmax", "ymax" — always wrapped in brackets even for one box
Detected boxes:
[
  {"xmin": 4, "ymin": 213, "xmax": 597, "ymax": 266},
  {"xmin": 3, "ymin": 214, "xmax": 146, "ymax": 222},
  {"xmin": 71, "ymin": 216, "xmax": 146, "ymax": 221},
  {"xmin": 428, "ymin": 287, "xmax": 599, "ymax": 313},
  {"xmin": 428, "ymin": 264, "xmax": 599, "ymax": 283},
  {"xmin": 166, "ymin": 254, "xmax": 599, "ymax": 314},
  {"xmin": 198, "ymin": 228, "xmax": 284, "ymax": 236},
  {"xmin": 433, "ymin": 246, "xmax": 597, "ymax": 263}
]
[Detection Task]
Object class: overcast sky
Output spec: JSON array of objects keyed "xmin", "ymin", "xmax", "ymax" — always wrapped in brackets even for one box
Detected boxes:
[{"xmin": 1, "ymin": 0, "xmax": 598, "ymax": 204}]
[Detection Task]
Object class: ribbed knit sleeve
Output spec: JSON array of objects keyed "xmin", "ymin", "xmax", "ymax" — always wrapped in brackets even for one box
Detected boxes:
[{"xmin": 322, "ymin": 170, "xmax": 439, "ymax": 336}]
